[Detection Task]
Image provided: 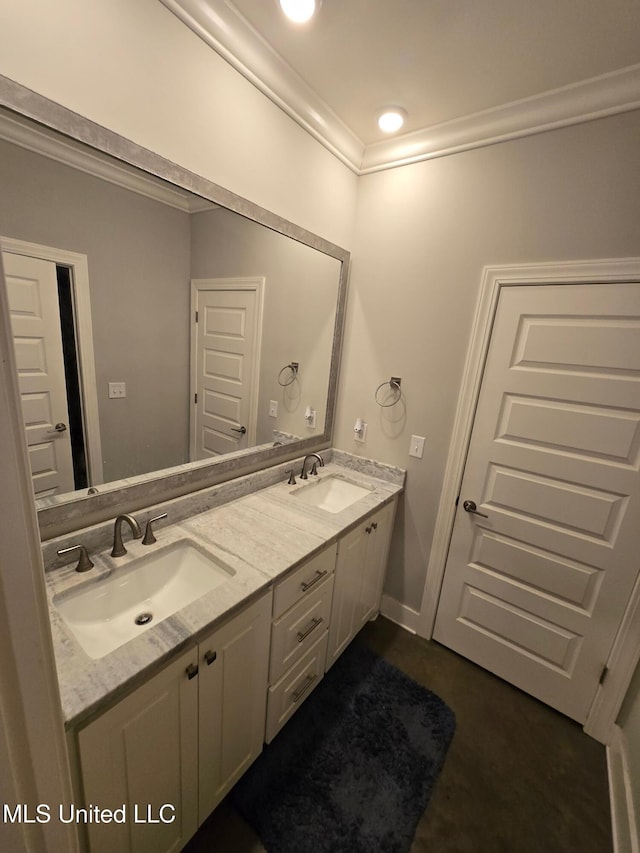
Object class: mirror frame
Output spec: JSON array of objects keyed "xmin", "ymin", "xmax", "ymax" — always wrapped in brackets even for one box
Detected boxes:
[{"xmin": 0, "ymin": 74, "xmax": 350, "ymax": 540}]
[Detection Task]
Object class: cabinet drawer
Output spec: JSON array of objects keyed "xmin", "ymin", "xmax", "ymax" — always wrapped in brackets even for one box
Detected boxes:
[
  {"xmin": 272, "ymin": 542, "xmax": 337, "ymax": 618},
  {"xmin": 265, "ymin": 631, "xmax": 328, "ymax": 743},
  {"xmin": 269, "ymin": 572, "xmax": 334, "ymax": 683}
]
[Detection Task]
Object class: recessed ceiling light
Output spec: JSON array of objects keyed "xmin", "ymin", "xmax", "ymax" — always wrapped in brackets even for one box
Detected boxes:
[
  {"xmin": 279, "ymin": 0, "xmax": 320, "ymax": 24},
  {"xmin": 377, "ymin": 108, "xmax": 407, "ymax": 134}
]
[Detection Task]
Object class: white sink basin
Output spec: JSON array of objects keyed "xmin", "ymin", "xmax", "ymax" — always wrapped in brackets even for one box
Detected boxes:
[
  {"xmin": 293, "ymin": 475, "xmax": 372, "ymax": 513},
  {"xmin": 53, "ymin": 540, "xmax": 234, "ymax": 659}
]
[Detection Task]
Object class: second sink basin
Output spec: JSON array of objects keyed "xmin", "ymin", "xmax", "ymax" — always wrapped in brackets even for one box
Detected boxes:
[
  {"xmin": 53, "ymin": 540, "xmax": 235, "ymax": 659},
  {"xmin": 292, "ymin": 474, "xmax": 373, "ymax": 513}
]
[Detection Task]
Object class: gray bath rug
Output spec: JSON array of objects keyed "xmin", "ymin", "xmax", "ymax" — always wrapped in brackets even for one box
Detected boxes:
[{"xmin": 231, "ymin": 639, "xmax": 456, "ymax": 853}]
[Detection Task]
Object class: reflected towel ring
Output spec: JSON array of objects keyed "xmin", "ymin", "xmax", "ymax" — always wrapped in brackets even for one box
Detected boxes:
[
  {"xmin": 375, "ymin": 377, "xmax": 402, "ymax": 407},
  {"xmin": 278, "ymin": 361, "xmax": 300, "ymax": 387}
]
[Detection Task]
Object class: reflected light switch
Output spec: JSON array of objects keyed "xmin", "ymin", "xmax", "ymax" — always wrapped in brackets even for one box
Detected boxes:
[{"xmin": 109, "ymin": 382, "xmax": 126, "ymax": 399}]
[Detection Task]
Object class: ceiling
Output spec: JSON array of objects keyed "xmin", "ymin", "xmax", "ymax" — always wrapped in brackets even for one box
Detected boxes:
[{"xmin": 163, "ymin": 0, "xmax": 640, "ymax": 172}]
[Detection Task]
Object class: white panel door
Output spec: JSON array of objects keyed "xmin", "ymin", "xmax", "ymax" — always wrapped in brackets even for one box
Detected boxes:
[
  {"xmin": 434, "ymin": 282, "xmax": 640, "ymax": 722},
  {"xmin": 3, "ymin": 251, "xmax": 75, "ymax": 496},
  {"xmin": 192, "ymin": 281, "xmax": 261, "ymax": 460}
]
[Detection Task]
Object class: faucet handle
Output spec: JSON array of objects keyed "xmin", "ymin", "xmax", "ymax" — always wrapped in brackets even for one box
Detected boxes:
[
  {"xmin": 286, "ymin": 470, "xmax": 297, "ymax": 485},
  {"xmin": 57, "ymin": 544, "xmax": 94, "ymax": 573},
  {"xmin": 142, "ymin": 513, "xmax": 168, "ymax": 545}
]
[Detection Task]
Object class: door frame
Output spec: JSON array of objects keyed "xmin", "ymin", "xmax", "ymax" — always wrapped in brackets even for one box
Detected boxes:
[
  {"xmin": 189, "ymin": 276, "xmax": 265, "ymax": 460},
  {"xmin": 416, "ymin": 257, "xmax": 640, "ymax": 742},
  {"xmin": 1, "ymin": 236, "xmax": 103, "ymax": 489}
]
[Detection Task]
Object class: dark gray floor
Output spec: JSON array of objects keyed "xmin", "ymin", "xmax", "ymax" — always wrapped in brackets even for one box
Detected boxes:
[{"xmin": 184, "ymin": 617, "xmax": 612, "ymax": 853}]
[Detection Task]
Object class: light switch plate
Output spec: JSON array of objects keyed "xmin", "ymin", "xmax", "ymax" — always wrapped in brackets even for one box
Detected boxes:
[
  {"xmin": 108, "ymin": 382, "xmax": 126, "ymax": 399},
  {"xmin": 269, "ymin": 400, "xmax": 278, "ymax": 418},
  {"xmin": 410, "ymin": 435, "xmax": 425, "ymax": 458}
]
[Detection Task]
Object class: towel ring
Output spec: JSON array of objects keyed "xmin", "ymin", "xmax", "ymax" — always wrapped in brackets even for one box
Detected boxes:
[
  {"xmin": 278, "ymin": 362, "xmax": 300, "ymax": 387},
  {"xmin": 375, "ymin": 377, "xmax": 402, "ymax": 407}
]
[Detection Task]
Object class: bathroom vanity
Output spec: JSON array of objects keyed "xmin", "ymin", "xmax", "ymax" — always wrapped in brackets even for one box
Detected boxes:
[{"xmin": 44, "ymin": 452, "xmax": 403, "ymax": 853}]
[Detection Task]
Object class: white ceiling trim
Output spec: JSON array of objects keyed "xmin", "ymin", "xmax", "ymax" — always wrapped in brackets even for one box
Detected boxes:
[
  {"xmin": 160, "ymin": 0, "xmax": 365, "ymax": 171},
  {"xmin": 162, "ymin": 0, "xmax": 640, "ymax": 175},
  {"xmin": 361, "ymin": 64, "xmax": 640, "ymax": 173}
]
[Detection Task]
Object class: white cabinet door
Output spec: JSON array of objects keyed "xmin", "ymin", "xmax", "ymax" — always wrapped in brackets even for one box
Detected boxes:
[
  {"xmin": 326, "ymin": 500, "xmax": 397, "ymax": 669},
  {"xmin": 326, "ymin": 521, "xmax": 368, "ymax": 669},
  {"xmin": 358, "ymin": 500, "xmax": 396, "ymax": 627},
  {"xmin": 78, "ymin": 647, "xmax": 199, "ymax": 853},
  {"xmin": 197, "ymin": 591, "xmax": 271, "ymax": 822}
]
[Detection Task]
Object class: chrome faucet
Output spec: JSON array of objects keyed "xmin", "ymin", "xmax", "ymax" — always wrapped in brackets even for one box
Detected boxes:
[
  {"xmin": 300, "ymin": 453, "xmax": 324, "ymax": 480},
  {"xmin": 111, "ymin": 513, "xmax": 142, "ymax": 557}
]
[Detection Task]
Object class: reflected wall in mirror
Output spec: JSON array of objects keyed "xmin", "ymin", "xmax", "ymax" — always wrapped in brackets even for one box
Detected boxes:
[{"xmin": 0, "ymin": 102, "xmax": 346, "ymax": 522}]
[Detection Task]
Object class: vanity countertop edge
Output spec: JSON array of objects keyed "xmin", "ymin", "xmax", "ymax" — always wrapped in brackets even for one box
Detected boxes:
[{"xmin": 44, "ymin": 453, "xmax": 405, "ymax": 730}]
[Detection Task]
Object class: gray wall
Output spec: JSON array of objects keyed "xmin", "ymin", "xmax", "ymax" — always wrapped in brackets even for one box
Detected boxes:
[
  {"xmin": 190, "ymin": 207, "xmax": 341, "ymax": 445},
  {"xmin": 333, "ymin": 109, "xmax": 640, "ymax": 614},
  {"xmin": 0, "ymin": 140, "xmax": 192, "ymax": 482}
]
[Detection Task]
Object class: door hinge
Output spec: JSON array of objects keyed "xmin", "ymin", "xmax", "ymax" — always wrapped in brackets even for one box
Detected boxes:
[
  {"xmin": 195, "ymin": 310, "xmax": 198, "ymax": 323},
  {"xmin": 599, "ymin": 666, "xmax": 609, "ymax": 686},
  {"xmin": 455, "ymin": 495, "xmax": 460, "ymax": 507},
  {"xmin": 194, "ymin": 393, "xmax": 198, "ymax": 404}
]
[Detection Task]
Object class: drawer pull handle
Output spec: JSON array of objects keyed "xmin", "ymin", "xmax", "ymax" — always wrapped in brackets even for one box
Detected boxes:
[
  {"xmin": 292, "ymin": 673, "xmax": 318, "ymax": 703},
  {"xmin": 297, "ymin": 617, "xmax": 323, "ymax": 643},
  {"xmin": 300, "ymin": 569, "xmax": 328, "ymax": 592},
  {"xmin": 204, "ymin": 650, "xmax": 217, "ymax": 666},
  {"xmin": 186, "ymin": 663, "xmax": 199, "ymax": 680}
]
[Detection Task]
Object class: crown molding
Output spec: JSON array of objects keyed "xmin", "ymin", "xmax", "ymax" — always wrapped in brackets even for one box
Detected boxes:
[
  {"xmin": 361, "ymin": 64, "xmax": 640, "ymax": 173},
  {"xmin": 0, "ymin": 109, "xmax": 214, "ymax": 212},
  {"xmin": 159, "ymin": 0, "xmax": 365, "ymax": 172},
  {"xmin": 161, "ymin": 2, "xmax": 640, "ymax": 175}
]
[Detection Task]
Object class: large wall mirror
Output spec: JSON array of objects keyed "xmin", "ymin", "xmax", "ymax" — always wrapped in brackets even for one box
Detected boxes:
[{"xmin": 0, "ymin": 77, "xmax": 349, "ymax": 538}]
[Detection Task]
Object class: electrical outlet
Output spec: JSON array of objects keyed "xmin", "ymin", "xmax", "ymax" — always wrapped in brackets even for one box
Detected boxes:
[
  {"xmin": 269, "ymin": 400, "xmax": 278, "ymax": 418},
  {"xmin": 354, "ymin": 421, "xmax": 368, "ymax": 443},
  {"xmin": 305, "ymin": 408, "xmax": 317, "ymax": 429},
  {"xmin": 410, "ymin": 435, "xmax": 425, "ymax": 458},
  {"xmin": 108, "ymin": 382, "xmax": 126, "ymax": 399}
]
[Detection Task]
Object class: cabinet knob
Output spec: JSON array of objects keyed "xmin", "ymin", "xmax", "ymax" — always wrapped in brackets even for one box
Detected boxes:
[
  {"xmin": 366, "ymin": 526, "xmax": 372, "ymax": 534},
  {"xmin": 204, "ymin": 650, "xmax": 217, "ymax": 666},
  {"xmin": 372, "ymin": 522, "xmax": 378, "ymax": 530},
  {"xmin": 186, "ymin": 663, "xmax": 199, "ymax": 680}
]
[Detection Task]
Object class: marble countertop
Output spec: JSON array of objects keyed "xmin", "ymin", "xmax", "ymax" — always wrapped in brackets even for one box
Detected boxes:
[{"xmin": 45, "ymin": 456, "xmax": 404, "ymax": 729}]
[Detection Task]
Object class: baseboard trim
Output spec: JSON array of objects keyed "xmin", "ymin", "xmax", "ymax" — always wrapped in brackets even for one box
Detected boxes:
[
  {"xmin": 607, "ymin": 725, "xmax": 639, "ymax": 853},
  {"xmin": 379, "ymin": 595, "xmax": 420, "ymax": 634}
]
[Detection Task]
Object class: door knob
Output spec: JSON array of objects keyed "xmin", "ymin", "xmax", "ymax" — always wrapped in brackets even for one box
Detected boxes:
[
  {"xmin": 463, "ymin": 500, "xmax": 488, "ymax": 518},
  {"xmin": 47, "ymin": 422, "xmax": 67, "ymax": 434},
  {"xmin": 231, "ymin": 425, "xmax": 247, "ymax": 435}
]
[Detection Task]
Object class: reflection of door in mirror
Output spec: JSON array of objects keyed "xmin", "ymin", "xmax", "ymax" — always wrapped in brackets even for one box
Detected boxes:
[
  {"xmin": 191, "ymin": 278, "xmax": 264, "ymax": 459},
  {"xmin": 0, "ymin": 105, "xmax": 346, "ymax": 516},
  {"xmin": 4, "ymin": 251, "xmax": 77, "ymax": 496},
  {"xmin": 1, "ymin": 238, "xmax": 103, "ymax": 498}
]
